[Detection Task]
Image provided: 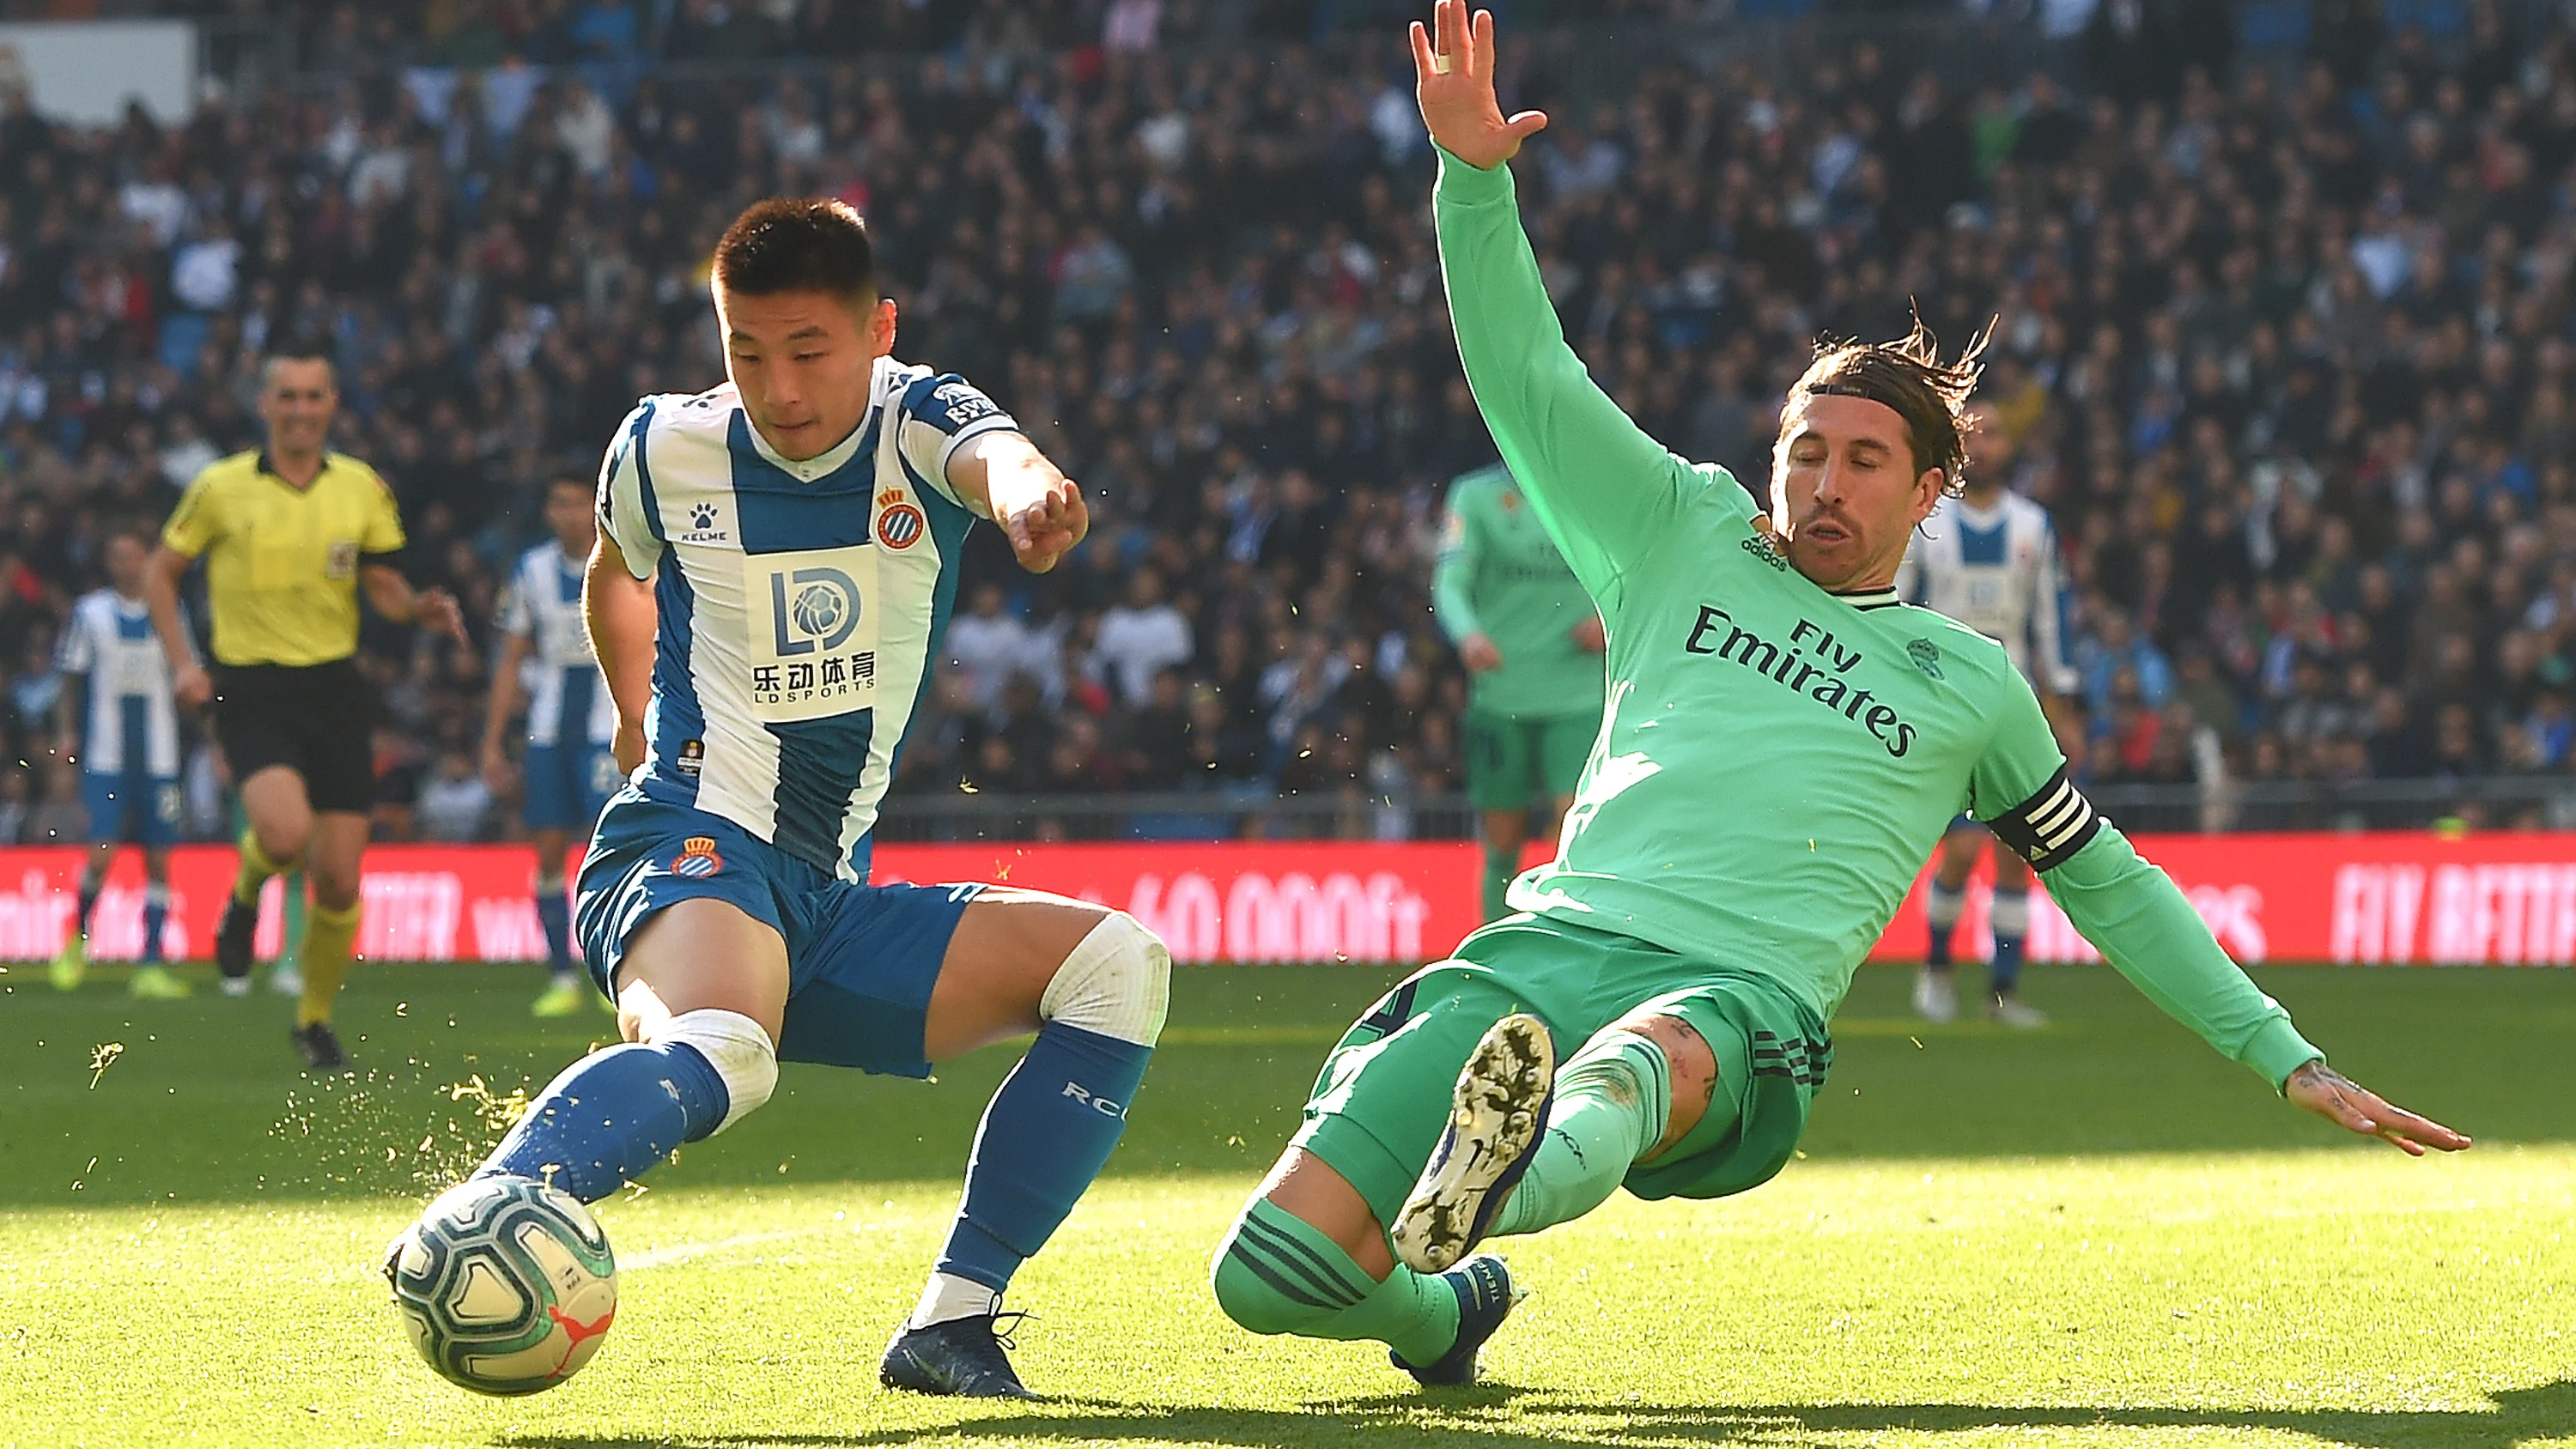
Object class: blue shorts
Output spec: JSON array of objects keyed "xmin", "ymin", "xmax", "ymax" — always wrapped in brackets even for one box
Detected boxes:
[
  {"xmin": 525, "ymin": 739, "xmax": 621, "ymax": 833},
  {"xmin": 574, "ymin": 790, "xmax": 980, "ymax": 1078},
  {"xmin": 83, "ymin": 769, "xmax": 179, "ymax": 847}
]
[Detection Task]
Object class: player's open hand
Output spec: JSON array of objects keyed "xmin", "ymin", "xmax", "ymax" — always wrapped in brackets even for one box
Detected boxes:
[
  {"xmin": 1413, "ymin": 1, "xmax": 1546, "ymax": 171},
  {"xmin": 2284, "ymin": 1059, "xmax": 2470, "ymax": 1155},
  {"xmin": 1005, "ymin": 478, "xmax": 1088, "ymax": 575},
  {"xmin": 416, "ymin": 586, "xmax": 468, "ymax": 643}
]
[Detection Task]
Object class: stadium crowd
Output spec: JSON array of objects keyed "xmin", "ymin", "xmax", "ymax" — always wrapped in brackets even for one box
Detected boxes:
[{"xmin": 0, "ymin": 0, "xmax": 2569, "ymax": 843}]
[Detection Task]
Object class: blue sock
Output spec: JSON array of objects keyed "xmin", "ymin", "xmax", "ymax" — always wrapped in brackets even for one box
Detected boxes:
[
  {"xmin": 535, "ymin": 876, "xmax": 574, "ymax": 974},
  {"xmin": 1924, "ymin": 881, "xmax": 1963, "ymax": 968},
  {"xmin": 1990, "ymin": 888, "xmax": 2028, "ymax": 997},
  {"xmin": 140, "ymin": 883, "xmax": 168, "ymax": 963},
  {"xmin": 472, "ymin": 1042, "xmax": 728, "ymax": 1203},
  {"xmin": 935, "ymin": 1022, "xmax": 1153, "ymax": 1292}
]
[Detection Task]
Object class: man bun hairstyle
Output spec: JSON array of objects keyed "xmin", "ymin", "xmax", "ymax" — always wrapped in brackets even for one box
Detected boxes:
[
  {"xmin": 1788, "ymin": 313, "xmax": 1986, "ymax": 499},
  {"xmin": 711, "ymin": 197, "xmax": 877, "ymax": 303}
]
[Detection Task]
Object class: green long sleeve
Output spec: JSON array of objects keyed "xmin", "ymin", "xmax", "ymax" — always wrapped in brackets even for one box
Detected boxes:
[
  {"xmin": 1433, "ymin": 146, "xmax": 1752, "ymax": 613},
  {"xmin": 2044, "ymin": 824, "xmax": 2324, "ymax": 1090},
  {"xmin": 1431, "ymin": 499, "xmax": 1486, "ymax": 644}
]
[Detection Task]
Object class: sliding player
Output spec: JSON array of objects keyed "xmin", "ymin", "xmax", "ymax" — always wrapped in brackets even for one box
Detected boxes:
[
  {"xmin": 1207, "ymin": 3, "xmax": 2470, "ymax": 1388},
  {"xmin": 483, "ymin": 474, "xmax": 621, "ymax": 1016},
  {"xmin": 409, "ymin": 198, "xmax": 1169, "ymax": 1399}
]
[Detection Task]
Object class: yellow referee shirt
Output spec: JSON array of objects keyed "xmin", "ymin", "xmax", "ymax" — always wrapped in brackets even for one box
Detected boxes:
[{"xmin": 161, "ymin": 450, "xmax": 408, "ymax": 668}]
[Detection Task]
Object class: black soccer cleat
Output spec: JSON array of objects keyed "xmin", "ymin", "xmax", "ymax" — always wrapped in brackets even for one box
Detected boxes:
[
  {"xmin": 878, "ymin": 1313, "xmax": 1037, "ymax": 1398},
  {"xmin": 1393, "ymin": 1253, "xmax": 1521, "ymax": 1387},
  {"xmin": 215, "ymin": 894, "xmax": 258, "ymax": 986},
  {"xmin": 1391, "ymin": 1012, "xmax": 1555, "ymax": 1275},
  {"xmin": 290, "ymin": 1021, "xmax": 352, "ymax": 1073}
]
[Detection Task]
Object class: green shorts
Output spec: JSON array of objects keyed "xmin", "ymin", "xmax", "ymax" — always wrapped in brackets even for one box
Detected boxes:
[
  {"xmin": 1289, "ymin": 912, "xmax": 1832, "ymax": 1228},
  {"xmin": 1462, "ymin": 707, "xmax": 1595, "ymax": 811}
]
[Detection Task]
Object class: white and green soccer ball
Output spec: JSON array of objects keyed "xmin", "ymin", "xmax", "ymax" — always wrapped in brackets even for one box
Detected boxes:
[{"xmin": 385, "ymin": 1176, "xmax": 618, "ymax": 1396}]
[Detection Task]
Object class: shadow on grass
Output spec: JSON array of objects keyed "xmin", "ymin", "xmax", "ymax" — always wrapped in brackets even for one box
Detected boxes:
[{"xmin": 496, "ymin": 1378, "xmax": 2576, "ymax": 1448}]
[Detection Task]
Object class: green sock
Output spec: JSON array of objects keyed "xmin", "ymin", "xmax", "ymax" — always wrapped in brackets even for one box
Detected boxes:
[
  {"xmin": 1212, "ymin": 1199, "xmax": 1460, "ymax": 1367},
  {"xmin": 1481, "ymin": 843, "xmax": 1517, "ymax": 921},
  {"xmin": 1493, "ymin": 1028, "xmax": 1689, "ymax": 1238},
  {"xmin": 280, "ymin": 871, "xmax": 307, "ymax": 972}
]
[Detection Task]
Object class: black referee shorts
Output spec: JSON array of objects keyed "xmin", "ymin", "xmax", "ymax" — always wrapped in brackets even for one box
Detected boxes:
[{"xmin": 213, "ymin": 659, "xmax": 376, "ymax": 815}]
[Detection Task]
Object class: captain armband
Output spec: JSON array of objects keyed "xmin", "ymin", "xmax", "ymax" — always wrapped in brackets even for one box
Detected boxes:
[{"xmin": 1984, "ymin": 766, "xmax": 2104, "ymax": 873}]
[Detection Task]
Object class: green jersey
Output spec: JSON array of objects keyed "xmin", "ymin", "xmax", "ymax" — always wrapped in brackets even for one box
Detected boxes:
[
  {"xmin": 1436, "ymin": 147, "xmax": 2320, "ymax": 1089},
  {"xmin": 1432, "ymin": 464, "xmax": 1607, "ymax": 719}
]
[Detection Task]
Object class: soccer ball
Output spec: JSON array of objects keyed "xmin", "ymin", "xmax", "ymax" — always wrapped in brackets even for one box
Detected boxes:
[{"xmin": 384, "ymin": 1176, "xmax": 618, "ymax": 1396}]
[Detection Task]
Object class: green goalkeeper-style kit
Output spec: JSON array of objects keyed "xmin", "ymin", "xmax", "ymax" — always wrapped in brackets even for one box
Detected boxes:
[{"xmin": 1288, "ymin": 149, "xmax": 2324, "ymax": 1212}]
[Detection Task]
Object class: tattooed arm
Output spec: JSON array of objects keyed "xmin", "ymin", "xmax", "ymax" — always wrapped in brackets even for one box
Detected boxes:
[{"xmin": 2282, "ymin": 1059, "xmax": 2471, "ymax": 1155}]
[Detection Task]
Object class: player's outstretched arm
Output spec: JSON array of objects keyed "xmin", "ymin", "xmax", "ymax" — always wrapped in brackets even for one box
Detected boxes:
[
  {"xmin": 1970, "ymin": 683, "xmax": 2467, "ymax": 1152},
  {"xmin": 1415, "ymin": 1, "xmax": 1706, "ymax": 603},
  {"xmin": 951, "ymin": 430, "xmax": 1088, "ymax": 575},
  {"xmin": 584, "ymin": 529, "xmax": 655, "ymax": 774}
]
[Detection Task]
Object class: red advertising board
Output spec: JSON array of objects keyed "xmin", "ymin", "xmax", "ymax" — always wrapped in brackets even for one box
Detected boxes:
[{"xmin": 2, "ymin": 833, "xmax": 2572, "ymax": 967}]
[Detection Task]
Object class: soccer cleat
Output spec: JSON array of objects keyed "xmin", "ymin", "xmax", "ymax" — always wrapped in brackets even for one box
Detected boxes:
[
  {"xmin": 48, "ymin": 935, "xmax": 87, "ymax": 991},
  {"xmin": 1391, "ymin": 1012, "xmax": 1554, "ymax": 1276},
  {"xmin": 215, "ymin": 894, "xmax": 257, "ymax": 987},
  {"xmin": 1912, "ymin": 968, "xmax": 1958, "ymax": 1024},
  {"xmin": 1989, "ymin": 996, "xmax": 2049, "ymax": 1029},
  {"xmin": 130, "ymin": 965, "xmax": 192, "ymax": 999},
  {"xmin": 1392, "ymin": 1253, "xmax": 1522, "ymax": 1387},
  {"xmin": 531, "ymin": 976, "xmax": 592, "ymax": 1019},
  {"xmin": 269, "ymin": 964, "xmax": 303, "ymax": 997},
  {"xmin": 878, "ymin": 1313, "xmax": 1037, "ymax": 1399},
  {"xmin": 291, "ymin": 1021, "xmax": 353, "ymax": 1072}
]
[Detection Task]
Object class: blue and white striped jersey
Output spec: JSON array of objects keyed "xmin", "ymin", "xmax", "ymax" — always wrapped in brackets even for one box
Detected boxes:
[
  {"xmin": 56, "ymin": 588, "xmax": 182, "ymax": 777},
  {"xmin": 595, "ymin": 358, "xmax": 1018, "ymax": 880},
  {"xmin": 1895, "ymin": 490, "xmax": 2080, "ymax": 697},
  {"xmin": 500, "ymin": 540, "xmax": 615, "ymax": 749}
]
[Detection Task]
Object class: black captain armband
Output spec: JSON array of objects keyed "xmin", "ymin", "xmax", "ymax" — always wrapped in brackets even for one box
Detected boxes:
[{"xmin": 1986, "ymin": 766, "xmax": 2104, "ymax": 872}]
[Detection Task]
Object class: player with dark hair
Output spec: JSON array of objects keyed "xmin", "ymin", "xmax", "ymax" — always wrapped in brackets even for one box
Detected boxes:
[
  {"xmin": 1207, "ymin": 3, "xmax": 2470, "ymax": 1388},
  {"xmin": 1432, "ymin": 461, "xmax": 1606, "ymax": 922},
  {"xmin": 483, "ymin": 474, "xmax": 622, "ymax": 1017},
  {"xmin": 1896, "ymin": 402, "xmax": 2083, "ymax": 1028},
  {"xmin": 406, "ymin": 197, "xmax": 1170, "ymax": 1399},
  {"xmin": 50, "ymin": 523, "xmax": 191, "ymax": 999},
  {"xmin": 149, "ymin": 342, "xmax": 466, "ymax": 1069}
]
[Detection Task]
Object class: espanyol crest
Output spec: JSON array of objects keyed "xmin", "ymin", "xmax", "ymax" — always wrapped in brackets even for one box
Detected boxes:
[{"xmin": 878, "ymin": 489, "xmax": 926, "ymax": 550}]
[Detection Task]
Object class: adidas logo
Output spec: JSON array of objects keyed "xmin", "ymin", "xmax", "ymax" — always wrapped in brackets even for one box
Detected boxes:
[{"xmin": 1741, "ymin": 533, "xmax": 1786, "ymax": 570}]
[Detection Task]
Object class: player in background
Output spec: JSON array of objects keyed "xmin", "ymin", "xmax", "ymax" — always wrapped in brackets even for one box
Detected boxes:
[
  {"xmin": 49, "ymin": 524, "xmax": 191, "ymax": 999},
  {"xmin": 148, "ymin": 343, "xmax": 466, "ymax": 1070},
  {"xmin": 1432, "ymin": 462, "xmax": 1607, "ymax": 921},
  {"xmin": 408, "ymin": 199, "xmax": 1170, "ymax": 1399},
  {"xmin": 1207, "ymin": 5, "xmax": 2468, "ymax": 1388},
  {"xmin": 1893, "ymin": 404, "xmax": 2080, "ymax": 1028},
  {"xmin": 482, "ymin": 475, "xmax": 621, "ymax": 1017}
]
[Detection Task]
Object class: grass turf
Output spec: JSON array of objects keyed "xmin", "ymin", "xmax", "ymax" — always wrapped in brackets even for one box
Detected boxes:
[{"xmin": 0, "ymin": 959, "xmax": 2569, "ymax": 1447}]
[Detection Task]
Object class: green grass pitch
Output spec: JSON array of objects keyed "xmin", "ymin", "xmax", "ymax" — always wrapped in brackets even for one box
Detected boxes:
[{"xmin": 2, "ymin": 957, "xmax": 2570, "ymax": 1448}]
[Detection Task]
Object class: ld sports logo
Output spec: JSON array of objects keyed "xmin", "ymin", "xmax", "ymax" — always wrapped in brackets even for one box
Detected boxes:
[
  {"xmin": 741, "ymin": 544, "xmax": 880, "ymax": 723},
  {"xmin": 672, "ymin": 835, "xmax": 723, "ymax": 877}
]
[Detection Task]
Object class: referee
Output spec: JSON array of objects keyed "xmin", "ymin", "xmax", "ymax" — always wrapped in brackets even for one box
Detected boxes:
[{"xmin": 147, "ymin": 343, "xmax": 463, "ymax": 1070}]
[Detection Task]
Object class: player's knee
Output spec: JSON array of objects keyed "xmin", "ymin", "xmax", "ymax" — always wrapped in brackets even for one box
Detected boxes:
[
  {"xmin": 1604, "ymin": 1013, "xmax": 1718, "ymax": 1149},
  {"xmin": 646, "ymin": 1008, "xmax": 777, "ymax": 1137},
  {"xmin": 309, "ymin": 874, "xmax": 361, "ymax": 912},
  {"xmin": 1039, "ymin": 909, "xmax": 1169, "ymax": 1047}
]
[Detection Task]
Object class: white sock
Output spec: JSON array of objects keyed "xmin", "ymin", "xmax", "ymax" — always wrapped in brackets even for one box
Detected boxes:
[{"xmin": 908, "ymin": 1270, "xmax": 1001, "ymax": 1330}]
